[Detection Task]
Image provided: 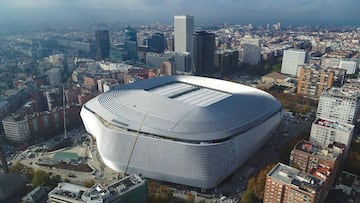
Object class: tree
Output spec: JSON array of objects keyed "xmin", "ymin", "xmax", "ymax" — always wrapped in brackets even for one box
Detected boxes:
[
  {"xmin": 49, "ymin": 175, "xmax": 61, "ymax": 188},
  {"xmin": 9, "ymin": 162, "xmax": 34, "ymax": 180},
  {"xmin": 83, "ymin": 179, "xmax": 95, "ymax": 188},
  {"xmin": 344, "ymin": 141, "xmax": 360, "ymax": 175},
  {"xmin": 186, "ymin": 192, "xmax": 195, "ymax": 203},
  {"xmin": 240, "ymin": 190, "xmax": 256, "ymax": 203},
  {"xmin": 242, "ymin": 163, "xmax": 276, "ymax": 202},
  {"xmin": 32, "ymin": 170, "xmax": 50, "ymax": 187}
]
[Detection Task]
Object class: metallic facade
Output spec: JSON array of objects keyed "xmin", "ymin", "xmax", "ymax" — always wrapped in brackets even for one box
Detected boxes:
[{"xmin": 81, "ymin": 76, "xmax": 283, "ymax": 188}]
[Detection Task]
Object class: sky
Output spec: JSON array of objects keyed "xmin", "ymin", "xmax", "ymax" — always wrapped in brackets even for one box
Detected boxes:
[{"xmin": 0, "ymin": 0, "xmax": 359, "ymax": 26}]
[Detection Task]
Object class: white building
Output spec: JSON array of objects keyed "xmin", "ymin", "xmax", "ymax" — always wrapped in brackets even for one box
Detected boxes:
[
  {"xmin": 2, "ymin": 116, "xmax": 31, "ymax": 142},
  {"xmin": 48, "ymin": 175, "xmax": 147, "ymax": 203},
  {"xmin": 317, "ymin": 87, "xmax": 360, "ymax": 125},
  {"xmin": 242, "ymin": 38, "xmax": 261, "ymax": 65},
  {"xmin": 174, "ymin": 15, "xmax": 194, "ymax": 53},
  {"xmin": 281, "ymin": 49, "xmax": 306, "ymax": 76},
  {"xmin": 339, "ymin": 60, "xmax": 357, "ymax": 74},
  {"xmin": 47, "ymin": 68, "xmax": 62, "ymax": 86},
  {"xmin": 80, "ymin": 76, "xmax": 283, "ymax": 188},
  {"xmin": 310, "ymin": 118, "xmax": 354, "ymax": 150}
]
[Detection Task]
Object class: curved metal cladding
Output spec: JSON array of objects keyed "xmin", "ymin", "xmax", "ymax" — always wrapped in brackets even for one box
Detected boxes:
[{"xmin": 80, "ymin": 76, "xmax": 283, "ymax": 188}]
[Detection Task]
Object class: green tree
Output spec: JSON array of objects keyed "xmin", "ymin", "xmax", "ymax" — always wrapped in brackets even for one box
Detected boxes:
[
  {"xmin": 32, "ymin": 170, "xmax": 50, "ymax": 187},
  {"xmin": 9, "ymin": 162, "xmax": 34, "ymax": 180},
  {"xmin": 49, "ymin": 175, "xmax": 61, "ymax": 187}
]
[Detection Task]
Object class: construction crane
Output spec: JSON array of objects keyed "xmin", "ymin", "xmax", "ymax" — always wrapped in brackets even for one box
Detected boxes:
[
  {"xmin": 63, "ymin": 84, "xmax": 67, "ymax": 139},
  {"xmin": 124, "ymin": 113, "xmax": 147, "ymax": 176}
]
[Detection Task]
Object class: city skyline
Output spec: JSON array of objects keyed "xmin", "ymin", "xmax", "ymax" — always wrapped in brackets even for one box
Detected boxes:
[{"xmin": 0, "ymin": 0, "xmax": 359, "ymax": 26}]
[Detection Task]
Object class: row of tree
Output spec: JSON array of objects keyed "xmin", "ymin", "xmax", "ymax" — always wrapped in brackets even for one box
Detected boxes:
[
  {"xmin": 240, "ymin": 163, "xmax": 276, "ymax": 203},
  {"xmin": 9, "ymin": 162, "xmax": 95, "ymax": 189}
]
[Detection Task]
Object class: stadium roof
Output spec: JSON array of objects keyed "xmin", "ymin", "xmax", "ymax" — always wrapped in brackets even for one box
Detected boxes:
[{"xmin": 84, "ymin": 76, "xmax": 282, "ymax": 141}]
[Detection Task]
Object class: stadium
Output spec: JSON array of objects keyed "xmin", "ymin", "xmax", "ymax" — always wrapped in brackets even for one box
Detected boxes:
[{"xmin": 80, "ymin": 76, "xmax": 283, "ymax": 188}]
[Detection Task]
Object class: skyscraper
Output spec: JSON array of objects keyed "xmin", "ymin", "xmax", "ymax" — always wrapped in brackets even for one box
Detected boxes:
[
  {"xmin": 214, "ymin": 50, "xmax": 239, "ymax": 73},
  {"xmin": 95, "ymin": 30, "xmax": 110, "ymax": 60},
  {"xmin": 281, "ymin": 49, "xmax": 306, "ymax": 76},
  {"xmin": 148, "ymin": 32, "xmax": 165, "ymax": 53},
  {"xmin": 124, "ymin": 26, "xmax": 138, "ymax": 61},
  {"xmin": 174, "ymin": 15, "xmax": 194, "ymax": 53},
  {"xmin": 192, "ymin": 31, "xmax": 215, "ymax": 75}
]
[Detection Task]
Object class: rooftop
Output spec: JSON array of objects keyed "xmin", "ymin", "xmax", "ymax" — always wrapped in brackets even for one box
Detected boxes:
[
  {"xmin": 48, "ymin": 182, "xmax": 88, "ymax": 201},
  {"xmin": 322, "ymin": 87, "xmax": 360, "ymax": 99},
  {"xmin": 310, "ymin": 165, "xmax": 332, "ymax": 181},
  {"xmin": 294, "ymin": 140, "xmax": 344, "ymax": 162},
  {"xmin": 84, "ymin": 76, "xmax": 282, "ymax": 141},
  {"xmin": 107, "ymin": 174, "xmax": 145, "ymax": 196},
  {"xmin": 314, "ymin": 118, "xmax": 354, "ymax": 132},
  {"xmin": 268, "ymin": 163, "xmax": 323, "ymax": 194}
]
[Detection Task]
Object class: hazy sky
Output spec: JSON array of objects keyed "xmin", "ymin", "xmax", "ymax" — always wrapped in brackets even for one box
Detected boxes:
[{"xmin": 0, "ymin": 0, "xmax": 359, "ymax": 26}]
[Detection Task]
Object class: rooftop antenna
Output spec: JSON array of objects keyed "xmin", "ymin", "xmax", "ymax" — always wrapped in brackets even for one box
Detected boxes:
[
  {"xmin": 124, "ymin": 113, "xmax": 147, "ymax": 176},
  {"xmin": 63, "ymin": 84, "xmax": 67, "ymax": 139}
]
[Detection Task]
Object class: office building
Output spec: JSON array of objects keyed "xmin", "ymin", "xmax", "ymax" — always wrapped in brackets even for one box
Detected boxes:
[
  {"xmin": 166, "ymin": 37, "xmax": 174, "ymax": 51},
  {"xmin": 316, "ymin": 87, "xmax": 360, "ymax": 125},
  {"xmin": 95, "ymin": 30, "xmax": 110, "ymax": 60},
  {"xmin": 192, "ymin": 31, "xmax": 215, "ymax": 75},
  {"xmin": 310, "ymin": 118, "xmax": 354, "ymax": 151},
  {"xmin": 81, "ymin": 76, "xmax": 283, "ymax": 188},
  {"xmin": 264, "ymin": 163, "xmax": 324, "ymax": 203},
  {"xmin": 297, "ymin": 65, "xmax": 334, "ymax": 98},
  {"xmin": 339, "ymin": 60, "xmax": 357, "ymax": 74},
  {"xmin": 214, "ymin": 50, "xmax": 239, "ymax": 73},
  {"xmin": 123, "ymin": 26, "xmax": 138, "ymax": 61},
  {"xmin": 146, "ymin": 51, "xmax": 191, "ymax": 72},
  {"xmin": 242, "ymin": 38, "xmax": 261, "ymax": 65},
  {"xmin": 281, "ymin": 49, "xmax": 307, "ymax": 76},
  {"xmin": 48, "ymin": 174, "xmax": 147, "ymax": 203},
  {"xmin": 148, "ymin": 32, "xmax": 165, "ymax": 53},
  {"xmin": 174, "ymin": 15, "xmax": 194, "ymax": 53},
  {"xmin": 47, "ymin": 68, "xmax": 62, "ymax": 86}
]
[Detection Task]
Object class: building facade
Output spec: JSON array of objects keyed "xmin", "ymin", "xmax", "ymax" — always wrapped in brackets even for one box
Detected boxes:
[
  {"xmin": 174, "ymin": 15, "xmax": 194, "ymax": 53},
  {"xmin": 214, "ymin": 50, "xmax": 239, "ymax": 73},
  {"xmin": 310, "ymin": 118, "xmax": 354, "ymax": 151},
  {"xmin": 339, "ymin": 60, "xmax": 357, "ymax": 75},
  {"xmin": 192, "ymin": 31, "xmax": 215, "ymax": 75},
  {"xmin": 242, "ymin": 38, "xmax": 261, "ymax": 65},
  {"xmin": 289, "ymin": 140, "xmax": 345, "ymax": 198},
  {"xmin": 95, "ymin": 30, "xmax": 110, "ymax": 60},
  {"xmin": 297, "ymin": 65, "xmax": 334, "ymax": 97},
  {"xmin": 264, "ymin": 163, "xmax": 324, "ymax": 203},
  {"xmin": 316, "ymin": 87, "xmax": 360, "ymax": 125},
  {"xmin": 47, "ymin": 68, "xmax": 62, "ymax": 86},
  {"xmin": 281, "ymin": 49, "xmax": 306, "ymax": 76}
]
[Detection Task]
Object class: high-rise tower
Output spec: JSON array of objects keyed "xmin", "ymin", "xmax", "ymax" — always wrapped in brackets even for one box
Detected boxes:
[
  {"xmin": 192, "ymin": 31, "xmax": 215, "ymax": 75},
  {"xmin": 174, "ymin": 15, "xmax": 194, "ymax": 53},
  {"xmin": 95, "ymin": 30, "xmax": 110, "ymax": 60}
]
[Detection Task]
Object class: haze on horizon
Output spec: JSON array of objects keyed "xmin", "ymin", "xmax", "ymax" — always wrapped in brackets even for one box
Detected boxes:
[{"xmin": 0, "ymin": 0, "xmax": 359, "ymax": 27}]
